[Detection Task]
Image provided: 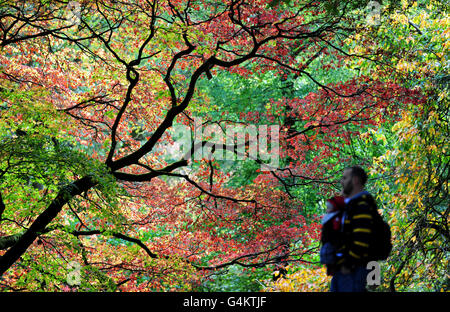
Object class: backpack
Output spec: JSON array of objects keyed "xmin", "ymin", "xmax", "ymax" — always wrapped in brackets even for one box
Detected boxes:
[
  {"xmin": 367, "ymin": 198, "xmax": 392, "ymax": 261},
  {"xmin": 320, "ymin": 208, "xmax": 344, "ymax": 265}
]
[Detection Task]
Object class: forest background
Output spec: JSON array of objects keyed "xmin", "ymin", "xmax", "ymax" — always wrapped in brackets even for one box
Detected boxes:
[{"xmin": 0, "ymin": 0, "xmax": 448, "ymax": 292}]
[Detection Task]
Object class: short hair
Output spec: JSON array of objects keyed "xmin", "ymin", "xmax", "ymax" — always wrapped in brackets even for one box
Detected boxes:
[{"xmin": 348, "ymin": 165, "xmax": 368, "ymax": 186}]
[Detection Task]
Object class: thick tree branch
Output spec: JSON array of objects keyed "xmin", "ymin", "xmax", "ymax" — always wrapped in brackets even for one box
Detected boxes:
[{"xmin": 0, "ymin": 176, "xmax": 96, "ymax": 276}]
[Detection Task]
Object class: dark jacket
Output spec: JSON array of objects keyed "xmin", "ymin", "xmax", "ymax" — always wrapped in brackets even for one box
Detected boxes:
[{"xmin": 335, "ymin": 191, "xmax": 375, "ymax": 269}]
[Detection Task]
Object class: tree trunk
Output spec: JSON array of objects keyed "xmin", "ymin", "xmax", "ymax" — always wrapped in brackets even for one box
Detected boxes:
[{"xmin": 0, "ymin": 176, "xmax": 95, "ymax": 276}]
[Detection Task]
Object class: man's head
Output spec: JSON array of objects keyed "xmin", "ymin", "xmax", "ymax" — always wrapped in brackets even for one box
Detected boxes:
[{"xmin": 341, "ymin": 166, "xmax": 367, "ymax": 197}]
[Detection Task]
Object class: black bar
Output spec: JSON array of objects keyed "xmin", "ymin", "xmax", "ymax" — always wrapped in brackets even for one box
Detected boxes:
[{"xmin": 0, "ymin": 292, "xmax": 447, "ymax": 311}]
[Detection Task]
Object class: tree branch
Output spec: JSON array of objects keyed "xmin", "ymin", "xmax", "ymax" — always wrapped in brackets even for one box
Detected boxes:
[{"xmin": 0, "ymin": 176, "xmax": 96, "ymax": 276}]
